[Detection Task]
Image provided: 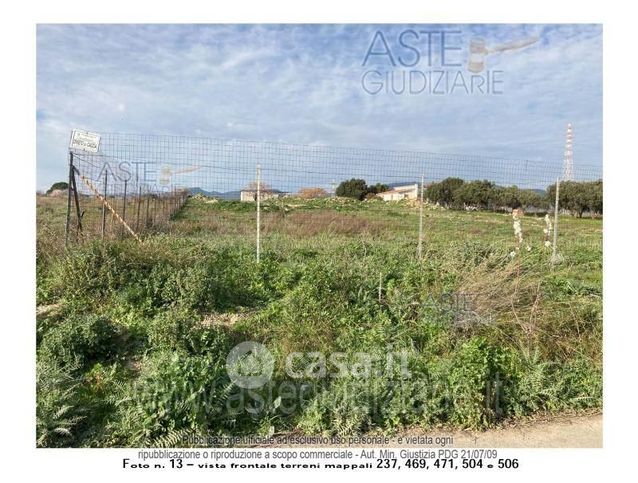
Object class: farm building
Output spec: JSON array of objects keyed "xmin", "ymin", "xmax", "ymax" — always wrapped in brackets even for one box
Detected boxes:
[
  {"xmin": 377, "ymin": 183, "xmax": 419, "ymax": 201},
  {"xmin": 240, "ymin": 185, "xmax": 287, "ymax": 202}
]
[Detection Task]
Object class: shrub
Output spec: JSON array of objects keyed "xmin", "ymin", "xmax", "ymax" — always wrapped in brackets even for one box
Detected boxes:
[
  {"xmin": 298, "ymin": 354, "xmax": 430, "ymax": 435},
  {"xmin": 503, "ymin": 350, "xmax": 602, "ymax": 416},
  {"xmin": 38, "ymin": 314, "xmax": 119, "ymax": 369},
  {"xmin": 115, "ymin": 352, "xmax": 233, "ymax": 444},
  {"xmin": 503, "ymin": 348, "xmax": 562, "ymax": 416},
  {"xmin": 46, "ymin": 242, "xmax": 133, "ymax": 304},
  {"xmin": 146, "ymin": 308, "xmax": 232, "ymax": 355},
  {"xmin": 446, "ymin": 338, "xmax": 511, "ymax": 428},
  {"xmin": 298, "ymin": 187, "xmax": 329, "ymax": 199},
  {"xmin": 556, "ymin": 357, "xmax": 602, "ymax": 409},
  {"xmin": 46, "ymin": 181, "xmax": 68, "ymax": 194},
  {"xmin": 47, "ymin": 240, "xmax": 281, "ymax": 316},
  {"xmin": 147, "ymin": 309, "xmax": 197, "ymax": 352},
  {"xmin": 124, "ymin": 247, "xmax": 275, "ymax": 313}
]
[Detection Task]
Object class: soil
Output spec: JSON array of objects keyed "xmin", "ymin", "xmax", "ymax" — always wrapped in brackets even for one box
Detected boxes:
[
  {"xmin": 264, "ymin": 414, "xmax": 602, "ymax": 448},
  {"xmin": 391, "ymin": 414, "xmax": 602, "ymax": 448}
]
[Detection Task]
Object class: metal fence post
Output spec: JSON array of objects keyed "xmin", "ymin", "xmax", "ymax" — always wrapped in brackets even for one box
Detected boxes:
[
  {"xmin": 71, "ymin": 164, "xmax": 83, "ymax": 240},
  {"xmin": 551, "ymin": 177, "xmax": 560, "ymax": 268},
  {"xmin": 256, "ymin": 163, "xmax": 261, "ymax": 263},
  {"xmin": 418, "ymin": 173, "xmax": 425, "ymax": 261},
  {"xmin": 101, "ymin": 170, "xmax": 108, "ymax": 239},
  {"xmin": 175, "ymin": 188, "xmax": 178, "ymax": 216},
  {"xmin": 64, "ymin": 152, "xmax": 74, "ymax": 247},
  {"xmin": 145, "ymin": 195, "xmax": 150, "ymax": 228},
  {"xmin": 135, "ymin": 186, "xmax": 142, "ymax": 231},
  {"xmin": 122, "ymin": 179, "xmax": 128, "ymax": 231}
]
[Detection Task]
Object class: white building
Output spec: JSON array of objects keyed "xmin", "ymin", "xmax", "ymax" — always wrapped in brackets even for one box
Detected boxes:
[
  {"xmin": 377, "ymin": 183, "xmax": 419, "ymax": 201},
  {"xmin": 240, "ymin": 189, "xmax": 285, "ymax": 202}
]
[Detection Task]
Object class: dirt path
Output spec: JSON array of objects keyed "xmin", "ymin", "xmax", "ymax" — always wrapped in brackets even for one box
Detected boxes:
[
  {"xmin": 391, "ymin": 414, "xmax": 602, "ymax": 448},
  {"xmin": 265, "ymin": 414, "xmax": 602, "ymax": 448}
]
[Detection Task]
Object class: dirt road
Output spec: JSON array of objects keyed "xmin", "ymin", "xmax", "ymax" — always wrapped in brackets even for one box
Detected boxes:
[
  {"xmin": 264, "ymin": 414, "xmax": 602, "ymax": 448},
  {"xmin": 392, "ymin": 414, "xmax": 602, "ymax": 448}
]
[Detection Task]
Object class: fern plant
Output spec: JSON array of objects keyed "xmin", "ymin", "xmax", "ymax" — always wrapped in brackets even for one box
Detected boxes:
[
  {"xmin": 36, "ymin": 359, "xmax": 84, "ymax": 447},
  {"xmin": 505, "ymin": 347, "xmax": 562, "ymax": 416}
]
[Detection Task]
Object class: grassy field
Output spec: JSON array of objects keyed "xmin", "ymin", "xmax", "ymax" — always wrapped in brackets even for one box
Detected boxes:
[{"xmin": 36, "ymin": 194, "xmax": 602, "ymax": 447}]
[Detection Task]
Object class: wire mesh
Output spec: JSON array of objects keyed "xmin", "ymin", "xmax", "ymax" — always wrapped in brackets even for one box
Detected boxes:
[{"xmin": 65, "ymin": 131, "xmax": 602, "ymax": 253}]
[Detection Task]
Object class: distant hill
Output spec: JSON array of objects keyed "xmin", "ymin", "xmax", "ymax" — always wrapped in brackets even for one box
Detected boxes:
[
  {"xmin": 188, "ymin": 187, "xmax": 241, "ymax": 200},
  {"xmin": 188, "ymin": 187, "xmax": 215, "ymax": 196}
]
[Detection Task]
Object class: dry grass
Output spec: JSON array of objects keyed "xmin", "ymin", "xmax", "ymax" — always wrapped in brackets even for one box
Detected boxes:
[
  {"xmin": 457, "ymin": 259, "xmax": 543, "ymax": 337},
  {"xmin": 262, "ymin": 211, "xmax": 396, "ymax": 237}
]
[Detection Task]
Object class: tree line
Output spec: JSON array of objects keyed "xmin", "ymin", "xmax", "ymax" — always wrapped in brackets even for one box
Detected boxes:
[
  {"xmin": 425, "ymin": 177, "xmax": 602, "ymax": 217},
  {"xmin": 335, "ymin": 177, "xmax": 603, "ymax": 217}
]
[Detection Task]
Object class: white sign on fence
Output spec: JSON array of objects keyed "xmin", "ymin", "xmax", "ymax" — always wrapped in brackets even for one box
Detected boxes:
[{"xmin": 69, "ymin": 129, "xmax": 101, "ymax": 153}]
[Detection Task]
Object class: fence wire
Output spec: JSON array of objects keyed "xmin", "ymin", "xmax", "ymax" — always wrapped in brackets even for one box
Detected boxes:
[{"xmin": 64, "ymin": 131, "xmax": 602, "ymax": 252}]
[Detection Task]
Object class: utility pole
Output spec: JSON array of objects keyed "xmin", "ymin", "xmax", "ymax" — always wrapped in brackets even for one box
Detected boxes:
[{"xmin": 563, "ymin": 123, "xmax": 574, "ymax": 181}]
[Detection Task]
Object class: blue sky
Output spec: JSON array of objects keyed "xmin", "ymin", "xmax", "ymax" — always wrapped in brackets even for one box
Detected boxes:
[{"xmin": 36, "ymin": 24, "xmax": 602, "ymax": 191}]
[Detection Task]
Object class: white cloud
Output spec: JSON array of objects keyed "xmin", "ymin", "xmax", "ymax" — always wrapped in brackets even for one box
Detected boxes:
[{"xmin": 36, "ymin": 24, "xmax": 602, "ymax": 190}]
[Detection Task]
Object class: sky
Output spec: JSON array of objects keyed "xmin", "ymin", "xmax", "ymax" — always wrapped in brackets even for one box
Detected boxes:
[{"xmin": 36, "ymin": 24, "xmax": 602, "ymax": 191}]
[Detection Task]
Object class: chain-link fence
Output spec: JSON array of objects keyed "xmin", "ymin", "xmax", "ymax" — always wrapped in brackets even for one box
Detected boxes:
[{"xmin": 63, "ymin": 131, "xmax": 602, "ymax": 258}]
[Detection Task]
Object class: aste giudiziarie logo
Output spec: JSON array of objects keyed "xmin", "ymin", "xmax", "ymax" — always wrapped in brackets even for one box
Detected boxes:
[{"xmin": 361, "ymin": 29, "xmax": 538, "ymax": 96}]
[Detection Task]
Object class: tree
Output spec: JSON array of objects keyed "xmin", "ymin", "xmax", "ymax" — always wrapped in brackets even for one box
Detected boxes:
[
  {"xmin": 426, "ymin": 177, "xmax": 464, "ymax": 207},
  {"xmin": 336, "ymin": 178, "xmax": 367, "ymax": 200},
  {"xmin": 565, "ymin": 182, "xmax": 590, "ymax": 217},
  {"xmin": 367, "ymin": 182, "xmax": 389, "ymax": 195},
  {"xmin": 546, "ymin": 180, "xmax": 603, "ymax": 217},
  {"xmin": 494, "ymin": 186, "xmax": 522, "ymax": 209},
  {"xmin": 335, "ymin": 179, "xmax": 388, "ymax": 200},
  {"xmin": 584, "ymin": 180, "xmax": 603, "ymax": 216},
  {"xmin": 494, "ymin": 186, "xmax": 546, "ymax": 210},
  {"xmin": 453, "ymin": 180, "xmax": 496, "ymax": 209},
  {"xmin": 519, "ymin": 189, "xmax": 546, "ymax": 210},
  {"xmin": 46, "ymin": 181, "xmax": 68, "ymax": 195}
]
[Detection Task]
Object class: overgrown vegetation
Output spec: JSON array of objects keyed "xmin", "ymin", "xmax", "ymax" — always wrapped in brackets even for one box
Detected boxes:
[{"xmin": 36, "ymin": 195, "xmax": 602, "ymax": 447}]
